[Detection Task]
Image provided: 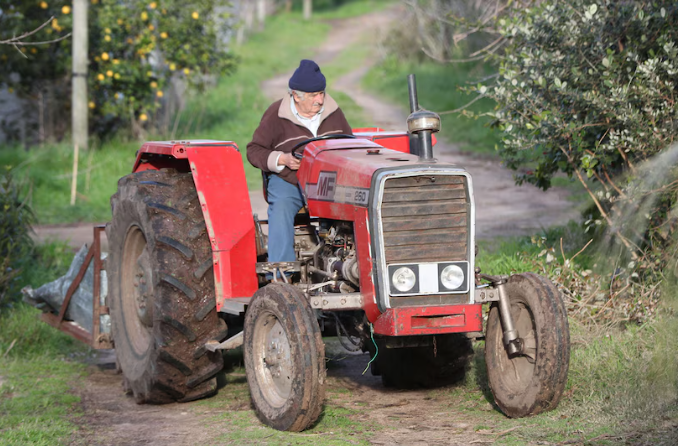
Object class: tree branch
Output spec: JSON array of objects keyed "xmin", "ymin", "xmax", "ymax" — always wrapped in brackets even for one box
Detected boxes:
[{"xmin": 0, "ymin": 16, "xmax": 71, "ymax": 49}]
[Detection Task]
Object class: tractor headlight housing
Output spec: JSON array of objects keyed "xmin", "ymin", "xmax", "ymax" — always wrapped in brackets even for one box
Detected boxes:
[
  {"xmin": 440, "ymin": 264, "xmax": 465, "ymax": 290},
  {"xmin": 391, "ymin": 266, "xmax": 417, "ymax": 293},
  {"xmin": 388, "ymin": 262, "xmax": 469, "ymax": 296}
]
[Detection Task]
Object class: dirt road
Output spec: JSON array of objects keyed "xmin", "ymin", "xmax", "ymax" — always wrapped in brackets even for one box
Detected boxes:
[{"xmin": 57, "ymin": 8, "xmax": 584, "ymax": 446}]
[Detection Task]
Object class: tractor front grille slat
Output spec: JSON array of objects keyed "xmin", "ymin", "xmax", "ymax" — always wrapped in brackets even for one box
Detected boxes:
[
  {"xmin": 381, "ymin": 214, "xmax": 466, "ymax": 232},
  {"xmin": 379, "ymin": 174, "xmax": 470, "ymax": 307},
  {"xmin": 383, "ymin": 228, "xmax": 467, "ymax": 248},
  {"xmin": 382, "ymin": 184, "xmax": 466, "ymax": 202},
  {"xmin": 381, "ymin": 201, "xmax": 467, "ymax": 217},
  {"xmin": 385, "ymin": 241, "xmax": 468, "ymax": 263}
]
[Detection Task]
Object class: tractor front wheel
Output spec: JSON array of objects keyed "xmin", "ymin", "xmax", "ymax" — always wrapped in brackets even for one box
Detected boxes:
[
  {"xmin": 485, "ymin": 273, "xmax": 570, "ymax": 417},
  {"xmin": 107, "ymin": 169, "xmax": 227, "ymax": 404},
  {"xmin": 243, "ymin": 283, "xmax": 326, "ymax": 431}
]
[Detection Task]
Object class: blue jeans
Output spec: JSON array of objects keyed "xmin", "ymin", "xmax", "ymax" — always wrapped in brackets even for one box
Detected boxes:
[{"xmin": 267, "ymin": 175, "xmax": 304, "ymax": 262}]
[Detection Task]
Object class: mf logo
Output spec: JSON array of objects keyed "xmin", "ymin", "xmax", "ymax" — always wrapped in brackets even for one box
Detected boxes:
[{"xmin": 316, "ymin": 172, "xmax": 337, "ymax": 199}]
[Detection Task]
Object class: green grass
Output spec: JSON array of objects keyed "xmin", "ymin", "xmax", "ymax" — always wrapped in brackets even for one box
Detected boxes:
[
  {"xmin": 0, "ymin": 242, "xmax": 91, "ymax": 445},
  {"xmin": 297, "ymin": 0, "xmax": 394, "ymax": 19},
  {"xmin": 364, "ymin": 56, "xmax": 502, "ymax": 156}
]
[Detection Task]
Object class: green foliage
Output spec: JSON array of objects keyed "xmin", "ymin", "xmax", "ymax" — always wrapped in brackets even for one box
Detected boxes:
[
  {"xmin": 364, "ymin": 56, "xmax": 501, "ymax": 155},
  {"xmin": 0, "ymin": 142, "xmax": 135, "ymax": 223},
  {"xmin": 0, "ymin": 170, "xmax": 35, "ymax": 307},
  {"xmin": 0, "ymin": 0, "xmax": 236, "ymax": 136},
  {"xmin": 479, "ymin": 1, "xmax": 677, "ymax": 190},
  {"xmin": 0, "ymin": 241, "xmax": 89, "ymax": 445},
  {"xmin": 0, "ymin": 353, "xmax": 86, "ymax": 446}
]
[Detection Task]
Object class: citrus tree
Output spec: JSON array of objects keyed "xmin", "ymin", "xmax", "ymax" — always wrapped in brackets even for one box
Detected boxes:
[{"xmin": 0, "ymin": 0, "xmax": 236, "ymax": 137}]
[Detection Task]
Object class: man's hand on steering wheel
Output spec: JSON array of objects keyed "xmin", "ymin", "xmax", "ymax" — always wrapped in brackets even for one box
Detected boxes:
[
  {"xmin": 291, "ymin": 134, "xmax": 356, "ymax": 159},
  {"xmin": 277, "ymin": 153, "xmax": 300, "ymax": 170}
]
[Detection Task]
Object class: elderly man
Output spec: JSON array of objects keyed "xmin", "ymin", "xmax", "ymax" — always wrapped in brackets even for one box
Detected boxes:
[{"xmin": 247, "ymin": 59, "xmax": 353, "ymax": 264}]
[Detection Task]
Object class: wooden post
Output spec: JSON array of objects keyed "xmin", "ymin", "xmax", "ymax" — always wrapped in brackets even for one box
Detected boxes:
[
  {"xmin": 303, "ymin": 0, "xmax": 312, "ymax": 20},
  {"xmin": 72, "ymin": 0, "xmax": 88, "ymax": 152}
]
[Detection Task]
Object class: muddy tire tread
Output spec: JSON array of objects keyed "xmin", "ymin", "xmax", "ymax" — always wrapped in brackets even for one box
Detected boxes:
[{"xmin": 107, "ymin": 170, "xmax": 225, "ymax": 405}]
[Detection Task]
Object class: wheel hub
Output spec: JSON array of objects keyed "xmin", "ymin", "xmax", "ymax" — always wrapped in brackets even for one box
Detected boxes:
[
  {"xmin": 133, "ymin": 248, "xmax": 154, "ymax": 327},
  {"xmin": 264, "ymin": 320, "xmax": 293, "ymax": 396}
]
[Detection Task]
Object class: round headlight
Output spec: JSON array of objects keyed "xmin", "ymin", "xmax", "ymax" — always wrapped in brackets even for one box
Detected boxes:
[
  {"xmin": 392, "ymin": 267, "xmax": 416, "ymax": 292},
  {"xmin": 441, "ymin": 265, "xmax": 464, "ymax": 290}
]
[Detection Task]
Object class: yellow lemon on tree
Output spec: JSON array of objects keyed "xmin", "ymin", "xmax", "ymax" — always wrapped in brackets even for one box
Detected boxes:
[
  {"xmin": 88, "ymin": 101, "xmax": 96, "ymax": 109},
  {"xmin": 106, "ymin": 70, "xmax": 113, "ymax": 77},
  {"xmin": 40, "ymin": 2, "xmax": 48, "ymax": 9},
  {"xmin": 114, "ymin": 73, "xmax": 121, "ymax": 79},
  {"xmin": 160, "ymin": 32, "xmax": 168, "ymax": 39},
  {"xmin": 139, "ymin": 113, "xmax": 148, "ymax": 121},
  {"xmin": 62, "ymin": 5, "xmax": 71, "ymax": 14},
  {"xmin": 156, "ymin": 90, "xmax": 163, "ymax": 98},
  {"xmin": 192, "ymin": 11, "xmax": 199, "ymax": 19},
  {"xmin": 113, "ymin": 58, "xmax": 120, "ymax": 64},
  {"xmin": 183, "ymin": 68, "xmax": 190, "ymax": 75},
  {"xmin": 101, "ymin": 52, "xmax": 110, "ymax": 61},
  {"xmin": 148, "ymin": 24, "xmax": 154, "ymax": 31},
  {"xmin": 150, "ymin": 81, "xmax": 158, "ymax": 88},
  {"xmin": 97, "ymin": 73, "xmax": 105, "ymax": 81},
  {"xmin": 104, "ymin": 35, "xmax": 111, "ymax": 42},
  {"xmin": 150, "ymin": 2, "xmax": 157, "ymax": 9},
  {"xmin": 141, "ymin": 11, "xmax": 148, "ymax": 21},
  {"xmin": 169, "ymin": 63, "xmax": 176, "ymax": 71},
  {"xmin": 117, "ymin": 19, "xmax": 123, "ymax": 25}
]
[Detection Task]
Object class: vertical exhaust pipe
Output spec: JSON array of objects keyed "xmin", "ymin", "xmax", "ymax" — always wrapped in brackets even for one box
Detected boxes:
[
  {"xmin": 406, "ymin": 74, "xmax": 440, "ymax": 162},
  {"xmin": 407, "ymin": 75, "xmax": 421, "ymax": 157}
]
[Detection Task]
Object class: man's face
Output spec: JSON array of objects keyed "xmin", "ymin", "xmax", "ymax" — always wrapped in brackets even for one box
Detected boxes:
[{"xmin": 294, "ymin": 91, "xmax": 325, "ymax": 118}]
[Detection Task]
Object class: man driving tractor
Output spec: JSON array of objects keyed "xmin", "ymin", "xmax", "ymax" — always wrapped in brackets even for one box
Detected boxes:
[{"xmin": 246, "ymin": 59, "xmax": 353, "ymax": 263}]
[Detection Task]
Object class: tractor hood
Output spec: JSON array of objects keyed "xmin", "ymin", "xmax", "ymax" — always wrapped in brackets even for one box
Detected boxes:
[{"xmin": 297, "ymin": 138, "xmax": 445, "ymax": 220}]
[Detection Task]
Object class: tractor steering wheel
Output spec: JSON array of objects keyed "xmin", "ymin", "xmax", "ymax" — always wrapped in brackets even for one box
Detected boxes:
[{"xmin": 291, "ymin": 134, "xmax": 356, "ymax": 159}]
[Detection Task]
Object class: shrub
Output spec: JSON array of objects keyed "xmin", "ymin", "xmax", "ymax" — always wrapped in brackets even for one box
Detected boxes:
[
  {"xmin": 0, "ymin": 170, "xmax": 35, "ymax": 307},
  {"xmin": 474, "ymin": 1, "xmax": 678, "ymax": 263}
]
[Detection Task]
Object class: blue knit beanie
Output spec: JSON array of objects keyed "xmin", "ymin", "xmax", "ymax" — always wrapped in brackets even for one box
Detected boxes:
[{"xmin": 288, "ymin": 59, "xmax": 326, "ymax": 92}]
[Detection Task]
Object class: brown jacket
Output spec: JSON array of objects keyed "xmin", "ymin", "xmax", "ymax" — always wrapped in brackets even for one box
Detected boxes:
[{"xmin": 246, "ymin": 93, "xmax": 353, "ymax": 185}]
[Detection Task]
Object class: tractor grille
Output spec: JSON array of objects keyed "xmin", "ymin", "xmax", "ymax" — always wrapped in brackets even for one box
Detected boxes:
[{"xmin": 379, "ymin": 174, "xmax": 470, "ymax": 307}]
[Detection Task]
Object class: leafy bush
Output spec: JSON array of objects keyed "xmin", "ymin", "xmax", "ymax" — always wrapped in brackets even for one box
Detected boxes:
[
  {"xmin": 475, "ymin": 1, "xmax": 678, "ymax": 262},
  {"xmin": 0, "ymin": 170, "xmax": 35, "ymax": 307}
]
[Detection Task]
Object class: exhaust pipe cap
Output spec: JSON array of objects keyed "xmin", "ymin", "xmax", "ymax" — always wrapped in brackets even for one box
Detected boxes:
[{"xmin": 407, "ymin": 109, "xmax": 441, "ymax": 134}]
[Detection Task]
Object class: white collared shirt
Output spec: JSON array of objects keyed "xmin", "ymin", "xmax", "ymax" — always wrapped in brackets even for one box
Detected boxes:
[{"xmin": 290, "ymin": 99, "xmax": 324, "ymax": 137}]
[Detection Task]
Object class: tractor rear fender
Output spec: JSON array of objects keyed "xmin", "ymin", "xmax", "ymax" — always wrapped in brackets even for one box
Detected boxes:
[{"xmin": 132, "ymin": 140, "xmax": 259, "ymax": 311}]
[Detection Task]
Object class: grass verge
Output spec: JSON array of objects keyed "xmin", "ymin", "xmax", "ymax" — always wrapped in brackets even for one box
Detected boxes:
[{"xmin": 0, "ymin": 241, "xmax": 90, "ymax": 445}]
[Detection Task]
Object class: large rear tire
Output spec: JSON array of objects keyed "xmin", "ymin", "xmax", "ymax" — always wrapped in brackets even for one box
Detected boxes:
[
  {"xmin": 485, "ymin": 273, "xmax": 570, "ymax": 417},
  {"xmin": 243, "ymin": 283, "xmax": 326, "ymax": 431},
  {"xmin": 107, "ymin": 169, "xmax": 227, "ymax": 404}
]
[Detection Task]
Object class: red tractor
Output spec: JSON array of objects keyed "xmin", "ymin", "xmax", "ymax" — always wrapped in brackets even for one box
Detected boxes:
[{"xmin": 95, "ymin": 76, "xmax": 570, "ymax": 431}]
